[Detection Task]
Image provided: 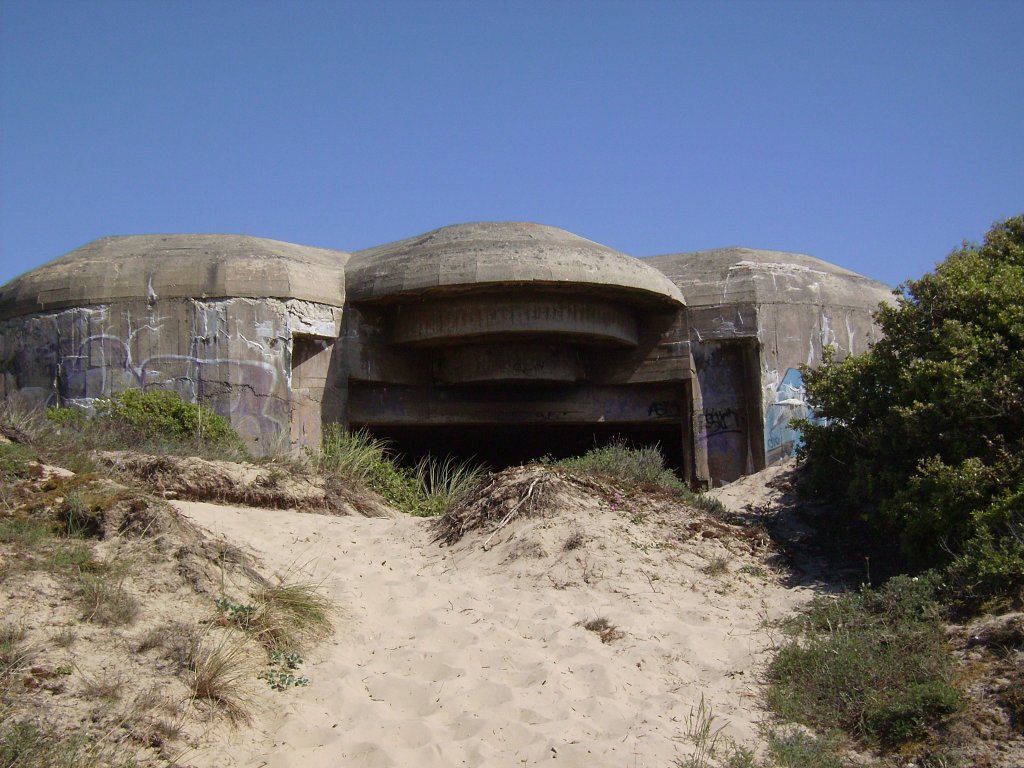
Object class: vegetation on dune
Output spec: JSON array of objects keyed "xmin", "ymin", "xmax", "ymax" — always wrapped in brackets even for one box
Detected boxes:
[
  {"xmin": 34, "ymin": 387, "xmax": 251, "ymax": 468},
  {"xmin": 313, "ymin": 424, "xmax": 485, "ymax": 517},
  {"xmin": 549, "ymin": 438, "xmax": 726, "ymax": 514},
  {"xmin": 797, "ymin": 215, "xmax": 1024, "ymax": 613}
]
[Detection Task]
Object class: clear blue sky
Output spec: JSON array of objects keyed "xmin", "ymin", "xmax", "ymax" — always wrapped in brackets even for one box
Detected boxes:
[{"xmin": 1, "ymin": 0, "xmax": 1021, "ymax": 289}]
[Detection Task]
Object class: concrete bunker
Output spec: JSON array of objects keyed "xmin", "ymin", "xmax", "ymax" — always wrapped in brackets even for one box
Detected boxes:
[{"xmin": 0, "ymin": 223, "xmax": 893, "ymax": 487}]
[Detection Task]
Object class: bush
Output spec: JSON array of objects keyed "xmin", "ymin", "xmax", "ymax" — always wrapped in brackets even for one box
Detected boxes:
[
  {"xmin": 551, "ymin": 439, "xmax": 725, "ymax": 514},
  {"xmin": 43, "ymin": 388, "xmax": 248, "ymax": 460},
  {"xmin": 766, "ymin": 575, "xmax": 960, "ymax": 749},
  {"xmin": 798, "ymin": 215, "xmax": 1024, "ymax": 608}
]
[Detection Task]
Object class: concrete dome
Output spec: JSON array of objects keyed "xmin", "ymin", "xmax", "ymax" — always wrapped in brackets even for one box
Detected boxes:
[
  {"xmin": 0, "ymin": 234, "xmax": 350, "ymax": 321},
  {"xmin": 346, "ymin": 222, "xmax": 685, "ymax": 307},
  {"xmin": 645, "ymin": 247, "xmax": 892, "ymax": 309}
]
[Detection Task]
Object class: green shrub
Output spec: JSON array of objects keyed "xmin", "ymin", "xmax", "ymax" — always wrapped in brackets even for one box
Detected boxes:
[
  {"xmin": 0, "ymin": 440, "xmax": 35, "ymax": 480},
  {"xmin": 797, "ymin": 215, "xmax": 1024, "ymax": 609},
  {"xmin": 766, "ymin": 575, "xmax": 960, "ymax": 750},
  {"xmin": 42, "ymin": 388, "xmax": 248, "ymax": 461},
  {"xmin": 551, "ymin": 439, "xmax": 725, "ymax": 513},
  {"xmin": 96, "ymin": 388, "xmax": 240, "ymax": 446}
]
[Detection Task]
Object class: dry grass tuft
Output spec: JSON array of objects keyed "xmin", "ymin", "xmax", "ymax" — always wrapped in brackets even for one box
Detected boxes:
[
  {"xmin": 249, "ymin": 580, "xmax": 334, "ymax": 651},
  {"xmin": 579, "ymin": 616, "xmax": 625, "ymax": 644},
  {"xmin": 187, "ymin": 629, "xmax": 256, "ymax": 724}
]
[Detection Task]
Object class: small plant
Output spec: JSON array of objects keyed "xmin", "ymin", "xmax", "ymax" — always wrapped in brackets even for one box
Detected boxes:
[
  {"xmin": 54, "ymin": 664, "xmax": 73, "ymax": 676},
  {"xmin": 249, "ymin": 580, "xmax": 333, "ymax": 651},
  {"xmin": 766, "ymin": 575, "xmax": 961, "ymax": 749},
  {"xmin": 579, "ymin": 616, "xmax": 624, "ymax": 644},
  {"xmin": 702, "ymin": 556, "xmax": 730, "ymax": 577},
  {"xmin": 0, "ymin": 623, "xmax": 33, "ymax": 678},
  {"xmin": 215, "ymin": 596, "xmax": 258, "ymax": 630},
  {"xmin": 51, "ymin": 629, "xmax": 76, "ymax": 649},
  {"xmin": 0, "ymin": 721, "xmax": 87, "ymax": 768},
  {"xmin": 79, "ymin": 668, "xmax": 125, "ymax": 702},
  {"xmin": 187, "ymin": 630, "xmax": 255, "ymax": 723},
  {"xmin": 765, "ymin": 728, "xmax": 845, "ymax": 768},
  {"xmin": 412, "ymin": 454, "xmax": 486, "ymax": 517},
  {"xmin": 258, "ymin": 650, "xmax": 310, "ymax": 691},
  {"xmin": 737, "ymin": 564, "xmax": 767, "ymax": 579},
  {"xmin": 77, "ymin": 572, "xmax": 140, "ymax": 626},
  {"xmin": 562, "ymin": 523, "xmax": 585, "ymax": 551},
  {"xmin": 678, "ymin": 694, "xmax": 726, "ymax": 768}
]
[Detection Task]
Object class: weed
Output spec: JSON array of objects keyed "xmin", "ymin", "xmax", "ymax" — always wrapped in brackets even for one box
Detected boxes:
[
  {"xmin": 702, "ymin": 556, "xmax": 731, "ymax": 577},
  {"xmin": 215, "ymin": 596, "xmax": 258, "ymax": 631},
  {"xmin": 738, "ymin": 564, "xmax": 767, "ymax": 579},
  {"xmin": 48, "ymin": 540, "xmax": 102, "ymax": 572},
  {"xmin": 766, "ymin": 575, "xmax": 960, "ymax": 749},
  {"xmin": 562, "ymin": 523, "xmax": 585, "ymax": 551},
  {"xmin": 552, "ymin": 440, "xmax": 725, "ymax": 514},
  {"xmin": 0, "ymin": 721, "xmax": 87, "ymax": 768},
  {"xmin": 249, "ymin": 580, "xmax": 333, "ymax": 651},
  {"xmin": 0, "ymin": 515, "xmax": 52, "ymax": 548},
  {"xmin": 51, "ymin": 629, "xmax": 76, "ymax": 649},
  {"xmin": 765, "ymin": 728, "xmax": 846, "ymax": 768},
  {"xmin": 258, "ymin": 650, "xmax": 310, "ymax": 691},
  {"xmin": 0, "ymin": 440, "xmax": 35, "ymax": 481},
  {"xmin": 77, "ymin": 572, "xmax": 140, "ymax": 626},
  {"xmin": 0, "ymin": 623, "xmax": 33, "ymax": 678},
  {"xmin": 187, "ymin": 630, "xmax": 255, "ymax": 723},
  {"xmin": 79, "ymin": 668, "xmax": 125, "ymax": 702},
  {"xmin": 412, "ymin": 454, "xmax": 486, "ymax": 517},
  {"xmin": 55, "ymin": 491, "xmax": 102, "ymax": 538},
  {"xmin": 579, "ymin": 616, "xmax": 624, "ymax": 644},
  {"xmin": 678, "ymin": 694, "xmax": 726, "ymax": 768}
]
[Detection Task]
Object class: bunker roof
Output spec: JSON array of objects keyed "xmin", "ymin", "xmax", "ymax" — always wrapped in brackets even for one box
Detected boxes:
[
  {"xmin": 645, "ymin": 247, "xmax": 893, "ymax": 309},
  {"xmin": 0, "ymin": 234, "xmax": 350, "ymax": 320},
  {"xmin": 346, "ymin": 222, "xmax": 685, "ymax": 307}
]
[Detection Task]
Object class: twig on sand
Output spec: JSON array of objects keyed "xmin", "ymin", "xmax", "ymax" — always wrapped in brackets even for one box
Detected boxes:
[{"xmin": 482, "ymin": 477, "xmax": 540, "ymax": 551}]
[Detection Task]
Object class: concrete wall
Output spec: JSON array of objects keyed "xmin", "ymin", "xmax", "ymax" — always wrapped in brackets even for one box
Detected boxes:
[{"xmin": 0, "ymin": 297, "xmax": 343, "ymax": 453}]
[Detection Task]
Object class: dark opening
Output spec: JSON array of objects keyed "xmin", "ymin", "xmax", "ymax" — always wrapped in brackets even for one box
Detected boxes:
[{"xmin": 352, "ymin": 423, "xmax": 685, "ymax": 475}]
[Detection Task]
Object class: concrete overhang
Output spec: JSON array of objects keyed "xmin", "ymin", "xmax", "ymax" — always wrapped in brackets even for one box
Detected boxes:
[
  {"xmin": 346, "ymin": 222, "xmax": 686, "ymax": 309},
  {"xmin": 0, "ymin": 234, "xmax": 350, "ymax": 321}
]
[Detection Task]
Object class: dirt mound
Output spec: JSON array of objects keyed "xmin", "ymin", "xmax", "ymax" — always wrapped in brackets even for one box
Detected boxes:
[
  {"xmin": 98, "ymin": 451, "xmax": 394, "ymax": 517},
  {"xmin": 434, "ymin": 465, "xmax": 778, "ymax": 596},
  {"xmin": 0, "ymin": 463, "xmax": 308, "ymax": 766}
]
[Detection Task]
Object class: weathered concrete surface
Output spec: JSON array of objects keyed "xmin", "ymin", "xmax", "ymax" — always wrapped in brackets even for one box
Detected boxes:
[
  {"xmin": 646, "ymin": 247, "xmax": 893, "ymax": 483},
  {"xmin": 0, "ymin": 297, "xmax": 344, "ymax": 452},
  {"xmin": 347, "ymin": 222, "xmax": 684, "ymax": 307},
  {"xmin": 0, "ymin": 227, "xmax": 892, "ymax": 484},
  {"xmin": 0, "ymin": 234, "xmax": 349, "ymax": 320}
]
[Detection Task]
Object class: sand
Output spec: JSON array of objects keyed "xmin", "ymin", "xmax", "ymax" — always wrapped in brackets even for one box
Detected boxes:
[{"xmin": 170, "ymin": 471, "xmax": 811, "ymax": 768}]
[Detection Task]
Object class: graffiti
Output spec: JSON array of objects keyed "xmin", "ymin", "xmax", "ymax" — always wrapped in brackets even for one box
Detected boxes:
[
  {"xmin": 647, "ymin": 400, "xmax": 681, "ymax": 418},
  {"xmin": 764, "ymin": 367, "xmax": 820, "ymax": 463},
  {"xmin": 3, "ymin": 301, "xmax": 294, "ymax": 448},
  {"xmin": 705, "ymin": 407, "xmax": 742, "ymax": 436}
]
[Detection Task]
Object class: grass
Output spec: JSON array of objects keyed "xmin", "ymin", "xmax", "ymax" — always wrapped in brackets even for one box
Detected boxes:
[
  {"xmin": 0, "ymin": 721, "xmax": 89, "ymax": 768},
  {"xmin": 578, "ymin": 616, "xmax": 624, "ymax": 644},
  {"xmin": 314, "ymin": 426, "xmax": 484, "ymax": 516},
  {"xmin": 186, "ymin": 630, "xmax": 256, "ymax": 724},
  {"xmin": 678, "ymin": 694, "xmax": 726, "ymax": 768},
  {"xmin": 247, "ymin": 580, "xmax": 334, "ymax": 651},
  {"xmin": 702, "ymin": 556, "xmax": 731, "ymax": 577},
  {"xmin": 766, "ymin": 575, "xmax": 960, "ymax": 750},
  {"xmin": 412, "ymin": 454, "xmax": 487, "ymax": 517},
  {"xmin": 550, "ymin": 439, "xmax": 727, "ymax": 514},
  {"xmin": 77, "ymin": 572, "xmax": 140, "ymax": 626},
  {"xmin": 0, "ymin": 623, "xmax": 33, "ymax": 679}
]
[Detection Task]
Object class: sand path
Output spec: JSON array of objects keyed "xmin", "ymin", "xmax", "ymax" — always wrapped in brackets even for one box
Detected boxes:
[{"xmin": 173, "ymin": 500, "xmax": 808, "ymax": 767}]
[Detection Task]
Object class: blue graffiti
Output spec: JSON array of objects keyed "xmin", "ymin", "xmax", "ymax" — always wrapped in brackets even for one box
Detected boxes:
[{"xmin": 764, "ymin": 368, "xmax": 820, "ymax": 463}]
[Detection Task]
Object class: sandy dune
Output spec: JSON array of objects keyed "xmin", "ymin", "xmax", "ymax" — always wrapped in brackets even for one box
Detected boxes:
[{"xmin": 173, "ymin": 474, "xmax": 810, "ymax": 767}]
